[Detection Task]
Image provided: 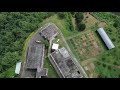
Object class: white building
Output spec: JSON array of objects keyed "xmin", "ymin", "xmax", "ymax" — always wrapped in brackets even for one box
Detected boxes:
[
  {"xmin": 52, "ymin": 43, "xmax": 59, "ymax": 50},
  {"xmin": 97, "ymin": 28, "xmax": 115, "ymax": 49},
  {"xmin": 15, "ymin": 62, "xmax": 21, "ymax": 74}
]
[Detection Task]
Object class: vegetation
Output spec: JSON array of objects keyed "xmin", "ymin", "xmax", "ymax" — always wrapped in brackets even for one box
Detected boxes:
[
  {"xmin": 0, "ymin": 12, "xmax": 55, "ymax": 77},
  {"xmin": 57, "ymin": 12, "xmax": 66, "ymax": 19},
  {"xmin": 94, "ymin": 61, "xmax": 120, "ymax": 78},
  {"xmin": 1, "ymin": 12, "xmax": 120, "ymax": 78},
  {"xmin": 74, "ymin": 12, "xmax": 86, "ymax": 31},
  {"xmin": 91, "ymin": 12, "xmax": 120, "ymax": 78},
  {"xmin": 57, "ymin": 12, "xmax": 74, "ymax": 31},
  {"xmin": 90, "ymin": 12, "xmax": 118, "ymax": 24},
  {"xmin": 44, "ymin": 57, "xmax": 59, "ymax": 78}
]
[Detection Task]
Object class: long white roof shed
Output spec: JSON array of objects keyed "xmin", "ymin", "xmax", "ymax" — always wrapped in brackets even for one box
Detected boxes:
[
  {"xmin": 15, "ymin": 62, "xmax": 21, "ymax": 74},
  {"xmin": 97, "ymin": 28, "xmax": 115, "ymax": 49}
]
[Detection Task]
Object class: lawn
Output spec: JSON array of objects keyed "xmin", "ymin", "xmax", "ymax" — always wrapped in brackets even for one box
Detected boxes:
[
  {"xmin": 90, "ymin": 12, "xmax": 120, "ymax": 78},
  {"xmin": 0, "ymin": 65, "xmax": 16, "ymax": 78},
  {"xmin": 44, "ymin": 57, "xmax": 59, "ymax": 78},
  {"xmin": 94, "ymin": 61, "xmax": 120, "ymax": 78}
]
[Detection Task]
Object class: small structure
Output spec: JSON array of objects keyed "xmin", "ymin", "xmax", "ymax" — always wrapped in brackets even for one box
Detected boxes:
[
  {"xmin": 15, "ymin": 62, "xmax": 21, "ymax": 74},
  {"xmin": 40, "ymin": 24, "xmax": 58, "ymax": 41},
  {"xmin": 97, "ymin": 28, "xmax": 115, "ymax": 49},
  {"xmin": 52, "ymin": 43, "xmax": 59, "ymax": 50},
  {"xmin": 36, "ymin": 68, "xmax": 48, "ymax": 78}
]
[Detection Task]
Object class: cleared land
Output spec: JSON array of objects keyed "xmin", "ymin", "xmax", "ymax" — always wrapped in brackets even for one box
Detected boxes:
[{"xmin": 67, "ymin": 30, "xmax": 102, "ymax": 61}]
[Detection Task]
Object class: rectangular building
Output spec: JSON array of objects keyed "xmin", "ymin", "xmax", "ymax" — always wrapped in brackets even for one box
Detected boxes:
[
  {"xmin": 97, "ymin": 28, "xmax": 115, "ymax": 49},
  {"xmin": 25, "ymin": 44, "xmax": 45, "ymax": 69},
  {"xmin": 50, "ymin": 47, "xmax": 83, "ymax": 78}
]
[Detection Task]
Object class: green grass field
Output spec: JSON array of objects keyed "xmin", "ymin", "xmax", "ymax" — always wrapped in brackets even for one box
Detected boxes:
[
  {"xmin": 91, "ymin": 12, "xmax": 120, "ymax": 78},
  {"xmin": 66, "ymin": 12, "xmax": 120, "ymax": 78},
  {"xmin": 44, "ymin": 57, "xmax": 59, "ymax": 78}
]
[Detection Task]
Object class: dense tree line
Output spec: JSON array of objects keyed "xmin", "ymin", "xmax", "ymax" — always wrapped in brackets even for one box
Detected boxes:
[
  {"xmin": 74, "ymin": 12, "xmax": 86, "ymax": 31},
  {"xmin": 0, "ymin": 12, "xmax": 54, "ymax": 77}
]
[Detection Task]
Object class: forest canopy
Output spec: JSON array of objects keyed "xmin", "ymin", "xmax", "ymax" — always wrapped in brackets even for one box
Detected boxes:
[{"xmin": 0, "ymin": 12, "xmax": 54, "ymax": 77}]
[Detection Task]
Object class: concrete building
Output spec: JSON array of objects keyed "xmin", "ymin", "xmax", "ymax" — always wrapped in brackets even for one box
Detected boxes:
[
  {"xmin": 24, "ymin": 44, "xmax": 47, "ymax": 78},
  {"xmin": 97, "ymin": 28, "xmax": 115, "ymax": 49},
  {"xmin": 50, "ymin": 47, "xmax": 83, "ymax": 78}
]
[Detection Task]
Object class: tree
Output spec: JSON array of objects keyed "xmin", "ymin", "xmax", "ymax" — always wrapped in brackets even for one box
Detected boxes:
[
  {"xmin": 75, "ymin": 12, "xmax": 84, "ymax": 23},
  {"xmin": 1, "ymin": 52, "xmax": 19, "ymax": 71},
  {"xmin": 78, "ymin": 23, "xmax": 86, "ymax": 31},
  {"xmin": 113, "ymin": 19, "xmax": 120, "ymax": 29}
]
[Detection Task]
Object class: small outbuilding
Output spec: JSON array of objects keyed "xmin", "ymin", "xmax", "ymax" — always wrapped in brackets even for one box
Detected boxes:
[
  {"xmin": 97, "ymin": 28, "xmax": 115, "ymax": 49},
  {"xmin": 52, "ymin": 43, "xmax": 59, "ymax": 50},
  {"xmin": 15, "ymin": 62, "xmax": 21, "ymax": 74}
]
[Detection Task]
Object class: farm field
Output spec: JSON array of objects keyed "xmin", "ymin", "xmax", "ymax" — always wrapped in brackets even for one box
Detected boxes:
[
  {"xmin": 66, "ymin": 12, "xmax": 120, "ymax": 78},
  {"xmin": 67, "ymin": 30, "xmax": 102, "ymax": 61}
]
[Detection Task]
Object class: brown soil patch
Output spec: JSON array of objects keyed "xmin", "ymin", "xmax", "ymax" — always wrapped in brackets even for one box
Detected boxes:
[
  {"xmin": 98, "ymin": 21, "xmax": 107, "ymax": 28},
  {"xmin": 83, "ymin": 12, "xmax": 99, "ymax": 29},
  {"xmin": 81, "ymin": 58, "xmax": 97, "ymax": 78}
]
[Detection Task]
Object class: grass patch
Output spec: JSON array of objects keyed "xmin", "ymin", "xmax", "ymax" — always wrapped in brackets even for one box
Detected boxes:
[
  {"xmin": 90, "ymin": 12, "xmax": 120, "ymax": 77},
  {"xmin": 44, "ymin": 57, "xmax": 59, "ymax": 78},
  {"xmin": 0, "ymin": 65, "xmax": 16, "ymax": 78},
  {"xmin": 94, "ymin": 61, "xmax": 120, "ymax": 78}
]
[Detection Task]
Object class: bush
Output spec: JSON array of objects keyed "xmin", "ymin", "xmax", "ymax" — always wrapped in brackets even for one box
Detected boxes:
[
  {"xmin": 78, "ymin": 23, "xmax": 86, "ymax": 31},
  {"xmin": 57, "ymin": 12, "xmax": 65, "ymax": 19},
  {"xmin": 75, "ymin": 12, "xmax": 84, "ymax": 23}
]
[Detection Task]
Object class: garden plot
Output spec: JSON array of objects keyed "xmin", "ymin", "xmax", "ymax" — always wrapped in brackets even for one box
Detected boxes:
[{"xmin": 67, "ymin": 30, "xmax": 101, "ymax": 61}]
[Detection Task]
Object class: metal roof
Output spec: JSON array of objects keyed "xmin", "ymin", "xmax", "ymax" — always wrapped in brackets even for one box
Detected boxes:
[
  {"xmin": 15, "ymin": 62, "xmax": 21, "ymax": 74},
  {"xmin": 97, "ymin": 28, "xmax": 115, "ymax": 49}
]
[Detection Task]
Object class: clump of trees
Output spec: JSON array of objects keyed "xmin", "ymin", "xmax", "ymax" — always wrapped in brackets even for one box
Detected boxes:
[
  {"xmin": 57, "ymin": 12, "xmax": 74, "ymax": 31},
  {"xmin": 74, "ymin": 12, "xmax": 86, "ymax": 31},
  {"xmin": 113, "ymin": 19, "xmax": 120, "ymax": 29},
  {"xmin": 0, "ymin": 12, "xmax": 55, "ymax": 77},
  {"xmin": 65, "ymin": 12, "xmax": 74, "ymax": 31}
]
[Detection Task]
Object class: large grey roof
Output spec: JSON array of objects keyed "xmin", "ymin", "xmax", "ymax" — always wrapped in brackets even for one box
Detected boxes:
[
  {"xmin": 40, "ymin": 24, "xmax": 58, "ymax": 40},
  {"xmin": 97, "ymin": 28, "xmax": 115, "ymax": 49},
  {"xmin": 26, "ymin": 44, "xmax": 45, "ymax": 69},
  {"xmin": 50, "ymin": 47, "xmax": 83, "ymax": 78}
]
